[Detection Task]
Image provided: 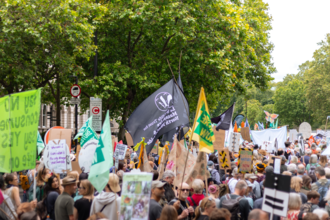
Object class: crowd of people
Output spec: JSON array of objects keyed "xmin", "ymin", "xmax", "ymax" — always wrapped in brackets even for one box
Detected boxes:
[{"xmin": 0, "ymin": 139, "xmax": 330, "ymax": 220}]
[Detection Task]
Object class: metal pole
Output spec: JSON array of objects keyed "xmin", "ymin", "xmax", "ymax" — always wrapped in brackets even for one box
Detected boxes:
[{"xmin": 75, "ymin": 77, "xmax": 78, "ymax": 136}]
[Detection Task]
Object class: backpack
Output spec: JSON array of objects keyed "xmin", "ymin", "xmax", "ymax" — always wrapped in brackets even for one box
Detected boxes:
[
  {"xmin": 308, "ymin": 164, "xmax": 317, "ymax": 177},
  {"xmin": 315, "ymin": 180, "xmax": 330, "ymax": 208},
  {"xmin": 300, "ymin": 202, "xmax": 313, "ymax": 213},
  {"xmin": 19, "ymin": 171, "xmax": 31, "ymax": 191},
  {"xmin": 221, "ymin": 194, "xmax": 242, "ymax": 220}
]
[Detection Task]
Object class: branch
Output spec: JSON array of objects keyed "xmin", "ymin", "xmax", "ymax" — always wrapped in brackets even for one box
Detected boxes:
[
  {"xmin": 131, "ymin": 29, "xmax": 143, "ymax": 52},
  {"xmin": 82, "ymin": 91, "xmax": 90, "ymax": 99},
  {"xmin": 161, "ymin": 34, "xmax": 175, "ymax": 54},
  {"xmin": 47, "ymin": 81, "xmax": 56, "ymax": 98},
  {"xmin": 128, "ymin": 31, "xmax": 131, "ymax": 67}
]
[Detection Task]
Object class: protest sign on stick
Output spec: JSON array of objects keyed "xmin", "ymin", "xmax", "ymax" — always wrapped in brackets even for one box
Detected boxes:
[
  {"xmin": 44, "ymin": 139, "xmax": 72, "ymax": 173},
  {"xmin": 185, "ymin": 152, "xmax": 210, "ymax": 187},
  {"xmin": 219, "ymin": 149, "xmax": 231, "ymax": 170},
  {"xmin": 49, "ymin": 129, "xmax": 72, "ymax": 151},
  {"xmin": 228, "ymin": 132, "xmax": 240, "ymax": 152},
  {"xmin": 157, "ymin": 147, "xmax": 169, "ymax": 180},
  {"xmin": 115, "ymin": 144, "xmax": 128, "ymax": 169},
  {"xmin": 125, "ymin": 133, "xmax": 134, "ymax": 147},
  {"xmin": 237, "ymin": 148, "xmax": 253, "ymax": 173},
  {"xmin": 213, "ymin": 127, "xmax": 226, "ymax": 151},
  {"xmin": 120, "ymin": 172, "xmax": 152, "ymax": 220}
]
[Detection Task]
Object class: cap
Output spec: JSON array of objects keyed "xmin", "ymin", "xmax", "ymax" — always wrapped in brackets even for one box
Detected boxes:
[
  {"xmin": 79, "ymin": 172, "xmax": 89, "ymax": 181},
  {"xmin": 151, "ymin": 181, "xmax": 166, "ymax": 190},
  {"xmin": 249, "ymin": 175, "xmax": 257, "ymax": 179},
  {"xmin": 61, "ymin": 177, "xmax": 77, "ymax": 186},
  {"xmin": 108, "ymin": 173, "xmax": 121, "ymax": 193},
  {"xmin": 207, "ymin": 161, "xmax": 214, "ymax": 167}
]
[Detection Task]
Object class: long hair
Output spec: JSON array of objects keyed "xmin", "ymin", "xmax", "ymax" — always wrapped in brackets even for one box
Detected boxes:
[
  {"xmin": 80, "ymin": 180, "xmax": 94, "ymax": 201},
  {"xmin": 319, "ymin": 155, "xmax": 328, "ymax": 166},
  {"xmin": 36, "ymin": 163, "xmax": 48, "ymax": 183},
  {"xmin": 194, "ymin": 197, "xmax": 215, "ymax": 220},
  {"xmin": 159, "ymin": 205, "xmax": 178, "ymax": 220},
  {"xmin": 290, "ymin": 177, "xmax": 302, "ymax": 193},
  {"xmin": 44, "ymin": 174, "xmax": 61, "ymax": 197}
]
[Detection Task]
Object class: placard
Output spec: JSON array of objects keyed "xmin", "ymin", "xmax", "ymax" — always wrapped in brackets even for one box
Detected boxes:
[
  {"xmin": 43, "ymin": 139, "xmax": 72, "ymax": 173},
  {"xmin": 120, "ymin": 172, "xmax": 153, "ymax": 220},
  {"xmin": 125, "ymin": 132, "xmax": 134, "ymax": 147},
  {"xmin": 268, "ymin": 155, "xmax": 281, "ymax": 167},
  {"xmin": 228, "ymin": 132, "xmax": 240, "ymax": 152},
  {"xmin": 49, "ymin": 129, "xmax": 72, "ymax": 151},
  {"xmin": 115, "ymin": 144, "xmax": 128, "ymax": 169},
  {"xmin": 213, "ymin": 127, "xmax": 226, "ymax": 151},
  {"xmin": 274, "ymin": 158, "xmax": 281, "ymax": 174},
  {"xmin": 219, "ymin": 148, "xmax": 231, "ymax": 170},
  {"xmin": 237, "ymin": 148, "xmax": 253, "ymax": 173},
  {"xmin": 289, "ymin": 129, "xmax": 298, "ymax": 142},
  {"xmin": 299, "ymin": 122, "xmax": 312, "ymax": 139},
  {"xmin": 185, "ymin": 152, "xmax": 210, "ymax": 187},
  {"xmin": 240, "ymin": 127, "xmax": 251, "ymax": 142}
]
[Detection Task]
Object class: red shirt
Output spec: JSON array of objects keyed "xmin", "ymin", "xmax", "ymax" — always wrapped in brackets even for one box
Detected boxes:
[{"xmin": 187, "ymin": 193, "xmax": 205, "ymax": 207}]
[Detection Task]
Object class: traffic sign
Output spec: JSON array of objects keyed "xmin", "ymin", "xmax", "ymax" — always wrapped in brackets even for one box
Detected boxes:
[
  {"xmin": 90, "ymin": 97, "xmax": 102, "ymax": 132},
  {"xmin": 70, "ymin": 84, "xmax": 81, "ymax": 98},
  {"xmin": 69, "ymin": 98, "xmax": 81, "ymax": 105}
]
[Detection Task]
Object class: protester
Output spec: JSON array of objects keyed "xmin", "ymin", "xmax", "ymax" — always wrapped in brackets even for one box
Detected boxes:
[
  {"xmin": 33, "ymin": 163, "xmax": 50, "ymax": 202},
  {"xmin": 4, "ymin": 173, "xmax": 21, "ymax": 210},
  {"xmin": 89, "ymin": 173, "xmax": 121, "ymax": 219},
  {"xmin": 187, "ymin": 179, "xmax": 205, "ymax": 208},
  {"xmin": 302, "ymin": 212, "xmax": 319, "ymax": 220},
  {"xmin": 280, "ymin": 156, "xmax": 288, "ymax": 173},
  {"xmin": 247, "ymin": 209, "xmax": 269, "ymax": 220},
  {"xmin": 287, "ymin": 164, "xmax": 297, "ymax": 176},
  {"xmin": 306, "ymin": 154, "xmax": 320, "ymax": 172},
  {"xmin": 169, "ymin": 182, "xmax": 194, "ymax": 219},
  {"xmin": 209, "ymin": 208, "xmax": 231, "ymax": 220},
  {"xmin": 311, "ymin": 167, "xmax": 330, "ymax": 207},
  {"xmin": 304, "ymin": 149, "xmax": 311, "ymax": 166},
  {"xmin": 194, "ymin": 197, "xmax": 216, "ymax": 220},
  {"xmin": 0, "ymin": 174, "xmax": 16, "ymax": 220},
  {"xmin": 324, "ymin": 168, "xmax": 330, "ymax": 179},
  {"xmin": 300, "ymin": 190, "xmax": 320, "ymax": 214},
  {"xmin": 207, "ymin": 161, "xmax": 220, "ymax": 185},
  {"xmin": 19, "ymin": 210, "xmax": 39, "ymax": 220},
  {"xmin": 54, "ymin": 176, "xmax": 77, "ymax": 220},
  {"xmin": 219, "ymin": 180, "xmax": 250, "ymax": 220},
  {"xmin": 149, "ymin": 181, "xmax": 165, "ymax": 220},
  {"xmin": 44, "ymin": 174, "xmax": 61, "ymax": 220},
  {"xmin": 283, "ymin": 193, "xmax": 301, "ymax": 220},
  {"xmin": 228, "ymin": 168, "xmax": 239, "ymax": 194},
  {"xmin": 159, "ymin": 205, "xmax": 178, "ymax": 220},
  {"xmin": 208, "ymin": 185, "xmax": 220, "ymax": 208},
  {"xmin": 290, "ymin": 176, "xmax": 307, "ymax": 204},
  {"xmin": 74, "ymin": 180, "xmax": 94, "ymax": 220},
  {"xmin": 319, "ymin": 155, "xmax": 328, "ymax": 168},
  {"xmin": 74, "ymin": 172, "xmax": 89, "ymax": 202},
  {"xmin": 160, "ymin": 170, "xmax": 176, "ymax": 206},
  {"xmin": 255, "ymin": 163, "xmax": 266, "ymax": 183},
  {"xmin": 313, "ymin": 208, "xmax": 329, "ymax": 220},
  {"xmin": 300, "ymin": 175, "xmax": 312, "ymax": 196},
  {"xmin": 297, "ymin": 164, "xmax": 306, "ymax": 178},
  {"xmin": 67, "ymin": 171, "xmax": 80, "ymax": 200}
]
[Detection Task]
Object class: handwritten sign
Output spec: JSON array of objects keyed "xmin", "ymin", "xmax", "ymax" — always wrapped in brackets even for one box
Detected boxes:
[
  {"xmin": 48, "ymin": 139, "xmax": 67, "ymax": 172},
  {"xmin": 238, "ymin": 148, "xmax": 253, "ymax": 173},
  {"xmin": 229, "ymin": 132, "xmax": 240, "ymax": 152},
  {"xmin": 219, "ymin": 148, "xmax": 231, "ymax": 170},
  {"xmin": 115, "ymin": 144, "xmax": 127, "ymax": 169},
  {"xmin": 213, "ymin": 127, "xmax": 226, "ymax": 151}
]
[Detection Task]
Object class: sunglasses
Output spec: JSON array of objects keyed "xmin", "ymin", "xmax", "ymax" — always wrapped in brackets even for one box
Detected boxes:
[
  {"xmin": 180, "ymin": 189, "xmax": 190, "ymax": 192},
  {"xmin": 78, "ymin": 187, "xmax": 85, "ymax": 190}
]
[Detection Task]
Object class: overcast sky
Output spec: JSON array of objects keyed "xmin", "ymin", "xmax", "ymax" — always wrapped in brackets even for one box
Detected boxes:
[{"xmin": 264, "ymin": 0, "xmax": 330, "ymax": 82}]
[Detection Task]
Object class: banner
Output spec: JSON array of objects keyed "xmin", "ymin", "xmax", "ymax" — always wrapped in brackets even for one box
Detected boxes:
[
  {"xmin": 125, "ymin": 79, "xmax": 189, "ymax": 154},
  {"xmin": 185, "ymin": 151, "xmax": 209, "ymax": 187},
  {"xmin": 78, "ymin": 139, "xmax": 99, "ymax": 173},
  {"xmin": 120, "ymin": 173, "xmax": 152, "ymax": 220},
  {"xmin": 0, "ymin": 89, "xmax": 41, "ymax": 173},
  {"xmin": 191, "ymin": 87, "xmax": 215, "ymax": 153},
  {"xmin": 237, "ymin": 148, "xmax": 253, "ymax": 173},
  {"xmin": 250, "ymin": 126, "xmax": 287, "ymax": 150},
  {"xmin": 37, "ymin": 131, "xmax": 45, "ymax": 155},
  {"xmin": 166, "ymin": 136, "xmax": 196, "ymax": 187},
  {"xmin": 211, "ymin": 103, "xmax": 235, "ymax": 131},
  {"xmin": 74, "ymin": 116, "xmax": 91, "ymax": 140},
  {"xmin": 219, "ymin": 149, "xmax": 231, "ymax": 170},
  {"xmin": 213, "ymin": 127, "xmax": 225, "ymax": 151},
  {"xmin": 228, "ymin": 132, "xmax": 240, "ymax": 152}
]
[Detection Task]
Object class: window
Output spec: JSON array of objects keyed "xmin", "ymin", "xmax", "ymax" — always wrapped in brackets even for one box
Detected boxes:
[{"xmin": 43, "ymin": 105, "xmax": 47, "ymax": 127}]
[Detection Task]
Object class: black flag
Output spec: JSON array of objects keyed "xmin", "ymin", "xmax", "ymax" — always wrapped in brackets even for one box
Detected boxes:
[
  {"xmin": 125, "ymin": 79, "xmax": 189, "ymax": 154},
  {"xmin": 161, "ymin": 73, "xmax": 188, "ymax": 146},
  {"xmin": 211, "ymin": 103, "xmax": 235, "ymax": 131}
]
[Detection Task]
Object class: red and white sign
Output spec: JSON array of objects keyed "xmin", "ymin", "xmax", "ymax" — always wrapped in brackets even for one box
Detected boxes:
[
  {"xmin": 90, "ymin": 97, "xmax": 102, "ymax": 132},
  {"xmin": 92, "ymin": 107, "xmax": 100, "ymax": 114},
  {"xmin": 70, "ymin": 84, "xmax": 81, "ymax": 97}
]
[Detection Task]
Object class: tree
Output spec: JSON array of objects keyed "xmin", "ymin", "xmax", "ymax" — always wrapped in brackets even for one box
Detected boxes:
[{"xmin": 0, "ymin": 0, "xmax": 105, "ymax": 124}]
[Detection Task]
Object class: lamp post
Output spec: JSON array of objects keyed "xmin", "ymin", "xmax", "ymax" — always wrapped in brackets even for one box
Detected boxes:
[{"xmin": 69, "ymin": 75, "xmax": 78, "ymax": 136}]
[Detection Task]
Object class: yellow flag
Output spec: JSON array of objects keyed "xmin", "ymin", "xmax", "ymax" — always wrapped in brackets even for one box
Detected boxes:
[{"xmin": 190, "ymin": 87, "xmax": 215, "ymax": 153}]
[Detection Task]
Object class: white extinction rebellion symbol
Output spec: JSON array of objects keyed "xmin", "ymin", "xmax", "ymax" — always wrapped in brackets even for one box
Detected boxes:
[{"xmin": 155, "ymin": 92, "xmax": 173, "ymax": 111}]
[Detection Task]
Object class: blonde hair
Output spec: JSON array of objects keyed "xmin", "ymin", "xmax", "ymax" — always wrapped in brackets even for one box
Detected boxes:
[
  {"xmin": 192, "ymin": 179, "xmax": 204, "ymax": 194},
  {"xmin": 310, "ymin": 155, "xmax": 318, "ymax": 164},
  {"xmin": 194, "ymin": 197, "xmax": 215, "ymax": 220},
  {"xmin": 283, "ymin": 171, "xmax": 292, "ymax": 176},
  {"xmin": 290, "ymin": 156, "xmax": 298, "ymax": 164},
  {"xmin": 290, "ymin": 177, "xmax": 302, "ymax": 193},
  {"xmin": 80, "ymin": 180, "xmax": 94, "ymax": 201},
  {"xmin": 288, "ymin": 193, "xmax": 302, "ymax": 210}
]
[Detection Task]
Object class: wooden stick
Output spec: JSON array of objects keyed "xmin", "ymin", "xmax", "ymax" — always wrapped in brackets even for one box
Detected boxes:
[
  {"xmin": 204, "ymin": 153, "xmax": 209, "ymax": 197},
  {"xmin": 0, "ymin": 206, "xmax": 13, "ymax": 220},
  {"xmin": 4, "ymin": 199, "xmax": 17, "ymax": 220}
]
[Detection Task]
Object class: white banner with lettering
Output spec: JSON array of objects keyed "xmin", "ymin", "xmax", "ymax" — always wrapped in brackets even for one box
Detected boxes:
[{"xmin": 250, "ymin": 126, "xmax": 287, "ymax": 150}]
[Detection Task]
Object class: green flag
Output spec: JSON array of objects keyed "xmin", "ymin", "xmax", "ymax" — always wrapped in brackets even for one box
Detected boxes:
[
  {"xmin": 74, "ymin": 116, "xmax": 92, "ymax": 140},
  {"xmin": 37, "ymin": 131, "xmax": 45, "ymax": 155},
  {"xmin": 89, "ymin": 110, "xmax": 113, "ymax": 192},
  {"xmin": 0, "ymin": 89, "xmax": 41, "ymax": 173},
  {"xmin": 80, "ymin": 116, "xmax": 98, "ymax": 147},
  {"xmin": 274, "ymin": 119, "xmax": 278, "ymax": 129}
]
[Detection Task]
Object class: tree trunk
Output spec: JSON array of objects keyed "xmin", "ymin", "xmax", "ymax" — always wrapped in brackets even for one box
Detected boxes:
[{"xmin": 56, "ymin": 72, "xmax": 61, "ymax": 126}]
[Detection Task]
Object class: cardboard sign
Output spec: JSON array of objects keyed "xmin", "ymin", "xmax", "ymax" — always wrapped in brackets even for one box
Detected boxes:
[
  {"xmin": 229, "ymin": 132, "xmax": 240, "ymax": 152},
  {"xmin": 185, "ymin": 152, "xmax": 210, "ymax": 187},
  {"xmin": 213, "ymin": 127, "xmax": 226, "ymax": 151},
  {"xmin": 157, "ymin": 147, "xmax": 169, "ymax": 180},
  {"xmin": 240, "ymin": 127, "xmax": 251, "ymax": 142},
  {"xmin": 43, "ymin": 139, "xmax": 72, "ymax": 173},
  {"xmin": 268, "ymin": 155, "xmax": 281, "ymax": 167},
  {"xmin": 49, "ymin": 129, "xmax": 72, "ymax": 151},
  {"xmin": 166, "ymin": 137, "xmax": 196, "ymax": 187},
  {"xmin": 219, "ymin": 148, "xmax": 231, "ymax": 170},
  {"xmin": 150, "ymin": 140, "xmax": 158, "ymax": 154},
  {"xmin": 237, "ymin": 148, "xmax": 253, "ymax": 173},
  {"xmin": 125, "ymin": 133, "xmax": 134, "ymax": 147}
]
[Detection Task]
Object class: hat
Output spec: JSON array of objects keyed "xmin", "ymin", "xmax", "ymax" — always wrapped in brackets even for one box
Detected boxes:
[
  {"xmin": 249, "ymin": 174, "xmax": 257, "ymax": 179},
  {"xmin": 281, "ymin": 155, "xmax": 287, "ymax": 162},
  {"xmin": 79, "ymin": 172, "xmax": 89, "ymax": 181},
  {"xmin": 256, "ymin": 162, "xmax": 267, "ymax": 172},
  {"xmin": 208, "ymin": 185, "xmax": 218, "ymax": 194},
  {"xmin": 247, "ymin": 181, "xmax": 254, "ymax": 187},
  {"xmin": 108, "ymin": 173, "xmax": 121, "ymax": 193},
  {"xmin": 207, "ymin": 161, "xmax": 214, "ymax": 167},
  {"xmin": 61, "ymin": 177, "xmax": 77, "ymax": 186},
  {"xmin": 151, "ymin": 181, "xmax": 166, "ymax": 190}
]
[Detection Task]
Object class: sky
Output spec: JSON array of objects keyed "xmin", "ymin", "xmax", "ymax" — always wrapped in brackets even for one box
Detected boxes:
[{"xmin": 264, "ymin": 0, "xmax": 330, "ymax": 82}]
